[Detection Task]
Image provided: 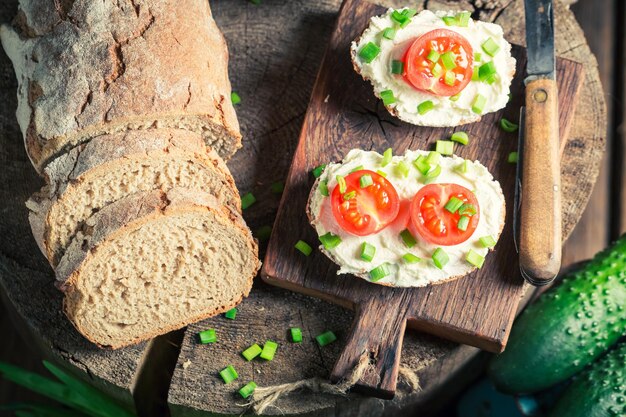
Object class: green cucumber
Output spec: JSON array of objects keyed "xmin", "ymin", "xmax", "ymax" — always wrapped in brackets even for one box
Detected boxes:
[
  {"xmin": 547, "ymin": 342, "xmax": 626, "ymax": 417},
  {"xmin": 488, "ymin": 234, "xmax": 626, "ymax": 394}
]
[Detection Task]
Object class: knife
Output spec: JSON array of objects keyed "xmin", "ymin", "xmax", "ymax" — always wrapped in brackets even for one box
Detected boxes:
[{"xmin": 516, "ymin": 0, "xmax": 562, "ymax": 286}]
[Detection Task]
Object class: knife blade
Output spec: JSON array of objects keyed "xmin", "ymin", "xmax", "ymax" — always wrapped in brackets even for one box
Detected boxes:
[{"xmin": 515, "ymin": 0, "xmax": 562, "ymax": 286}]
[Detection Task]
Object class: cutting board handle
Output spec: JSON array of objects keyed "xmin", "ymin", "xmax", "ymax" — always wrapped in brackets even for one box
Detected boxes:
[{"xmin": 330, "ymin": 294, "xmax": 408, "ymax": 399}]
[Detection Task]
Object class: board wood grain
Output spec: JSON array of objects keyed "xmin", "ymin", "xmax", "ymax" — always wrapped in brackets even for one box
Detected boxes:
[{"xmin": 262, "ymin": 0, "xmax": 584, "ymax": 399}]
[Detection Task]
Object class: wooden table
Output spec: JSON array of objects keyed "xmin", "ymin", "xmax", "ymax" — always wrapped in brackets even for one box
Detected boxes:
[{"xmin": 0, "ymin": 0, "xmax": 615, "ymax": 416}]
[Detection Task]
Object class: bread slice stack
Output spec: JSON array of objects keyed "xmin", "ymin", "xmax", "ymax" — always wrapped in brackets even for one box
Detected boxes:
[{"xmin": 1, "ymin": 0, "xmax": 260, "ymax": 348}]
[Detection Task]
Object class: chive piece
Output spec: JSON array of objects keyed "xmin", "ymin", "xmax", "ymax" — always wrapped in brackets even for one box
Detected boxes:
[
  {"xmin": 466, "ymin": 249, "xmax": 485, "ymax": 268},
  {"xmin": 431, "ymin": 62, "xmax": 443, "ymax": 78},
  {"xmin": 403, "ymin": 253, "xmax": 422, "ymax": 264},
  {"xmin": 231, "ymin": 92, "xmax": 241, "ymax": 105},
  {"xmin": 449, "ymin": 92, "xmax": 461, "ymax": 102},
  {"xmin": 458, "ymin": 203, "xmax": 477, "ymax": 216},
  {"xmin": 360, "ymin": 242, "xmax": 376, "ymax": 262},
  {"xmin": 402, "ymin": 8, "xmax": 417, "ymax": 18},
  {"xmin": 391, "ymin": 60, "xmax": 404, "ymax": 74},
  {"xmin": 441, "ymin": 51, "xmax": 457, "ymax": 70},
  {"xmin": 426, "ymin": 151, "xmax": 440, "ymax": 165},
  {"xmin": 436, "ymin": 140, "xmax": 454, "ymax": 156},
  {"xmin": 260, "ymin": 340, "xmax": 278, "ymax": 361},
  {"xmin": 198, "ymin": 329, "xmax": 217, "ymax": 344},
  {"xmin": 444, "ymin": 71, "xmax": 456, "ymax": 86},
  {"xmin": 380, "ymin": 89, "xmax": 396, "ymax": 106},
  {"xmin": 319, "ymin": 232, "xmax": 342, "ymax": 250},
  {"xmin": 369, "ymin": 262, "xmax": 392, "ymax": 281},
  {"xmin": 295, "ymin": 240, "xmax": 313, "ymax": 256},
  {"xmin": 482, "ymin": 37, "xmax": 500, "ymax": 56},
  {"xmin": 315, "ymin": 331, "xmax": 337, "ymax": 346},
  {"xmin": 342, "ymin": 190, "xmax": 356, "ymax": 200},
  {"xmin": 500, "ymin": 118, "xmax": 519, "ymax": 132},
  {"xmin": 242, "ymin": 344, "xmax": 263, "ymax": 361},
  {"xmin": 474, "ymin": 52, "xmax": 482, "ymax": 62},
  {"xmin": 478, "ymin": 61, "xmax": 497, "ymax": 81},
  {"xmin": 395, "ymin": 160, "xmax": 410, "ymax": 178},
  {"xmin": 424, "ymin": 164, "xmax": 441, "ymax": 181},
  {"xmin": 457, "ymin": 215, "xmax": 470, "ymax": 231},
  {"xmin": 479, "ymin": 235, "xmax": 497, "ymax": 248},
  {"xmin": 376, "ymin": 169, "xmax": 387, "ymax": 177},
  {"xmin": 442, "ymin": 15, "xmax": 457, "ymax": 26},
  {"xmin": 471, "ymin": 94, "xmax": 486, "ymax": 114},
  {"xmin": 270, "ymin": 182, "xmax": 284, "ymax": 194},
  {"xmin": 456, "ymin": 11, "xmax": 471, "ymax": 27},
  {"xmin": 391, "ymin": 9, "xmax": 413, "ymax": 27},
  {"xmin": 413, "ymin": 155, "xmax": 431, "ymax": 175},
  {"xmin": 241, "ymin": 192, "xmax": 256, "ymax": 210},
  {"xmin": 381, "ymin": 148, "xmax": 393, "ymax": 167},
  {"xmin": 400, "ymin": 229, "xmax": 417, "ymax": 248},
  {"xmin": 350, "ymin": 165, "xmax": 364, "ymax": 173},
  {"xmin": 360, "ymin": 174, "xmax": 373, "ymax": 188},
  {"xmin": 427, "ymin": 50, "xmax": 441, "ymax": 63},
  {"xmin": 219, "ymin": 365, "xmax": 238, "ymax": 384},
  {"xmin": 451, "ymin": 131, "xmax": 469, "ymax": 145},
  {"xmin": 455, "ymin": 160, "xmax": 469, "ymax": 174},
  {"xmin": 290, "ymin": 327, "xmax": 303, "ymax": 343},
  {"xmin": 254, "ymin": 225, "xmax": 272, "ymax": 242},
  {"xmin": 508, "ymin": 93, "xmax": 513, "ymax": 102},
  {"xmin": 382, "ymin": 27, "xmax": 396, "ymax": 40},
  {"xmin": 225, "ymin": 308, "xmax": 237, "ymax": 320},
  {"xmin": 312, "ymin": 164, "xmax": 326, "ymax": 178},
  {"xmin": 444, "ymin": 196, "xmax": 464, "ymax": 213},
  {"xmin": 336, "ymin": 175, "xmax": 347, "ymax": 193},
  {"xmin": 508, "ymin": 151, "xmax": 519, "ymax": 163},
  {"xmin": 471, "ymin": 67, "xmax": 480, "ymax": 81},
  {"xmin": 484, "ymin": 73, "xmax": 499, "ymax": 84},
  {"xmin": 432, "ymin": 248, "xmax": 449, "ymax": 269},
  {"xmin": 358, "ymin": 42, "xmax": 381, "ymax": 63},
  {"xmin": 418, "ymin": 100, "xmax": 435, "ymax": 115},
  {"xmin": 239, "ymin": 381, "xmax": 257, "ymax": 399},
  {"xmin": 319, "ymin": 180, "xmax": 329, "ymax": 196}
]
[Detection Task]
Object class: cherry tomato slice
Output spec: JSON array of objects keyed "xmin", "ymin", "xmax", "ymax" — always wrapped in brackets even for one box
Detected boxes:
[
  {"xmin": 331, "ymin": 170, "xmax": 400, "ymax": 236},
  {"xmin": 403, "ymin": 29, "xmax": 474, "ymax": 96},
  {"xmin": 409, "ymin": 183, "xmax": 479, "ymax": 246}
]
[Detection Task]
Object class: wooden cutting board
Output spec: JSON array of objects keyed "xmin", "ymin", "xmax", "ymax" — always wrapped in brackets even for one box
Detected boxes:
[{"xmin": 262, "ymin": 0, "xmax": 584, "ymax": 399}]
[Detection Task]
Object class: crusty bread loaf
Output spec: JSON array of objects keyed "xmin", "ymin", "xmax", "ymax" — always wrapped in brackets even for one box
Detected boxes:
[
  {"xmin": 27, "ymin": 129, "xmax": 241, "ymax": 266},
  {"xmin": 0, "ymin": 0, "xmax": 241, "ymax": 173},
  {"xmin": 56, "ymin": 188, "xmax": 259, "ymax": 349}
]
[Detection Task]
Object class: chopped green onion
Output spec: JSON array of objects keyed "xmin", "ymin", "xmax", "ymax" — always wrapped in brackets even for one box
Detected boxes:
[
  {"xmin": 500, "ymin": 118, "xmax": 519, "ymax": 132},
  {"xmin": 402, "ymin": 8, "xmax": 417, "ymax": 18},
  {"xmin": 478, "ymin": 61, "xmax": 497, "ymax": 81},
  {"xmin": 391, "ymin": 60, "xmax": 404, "ymax": 74},
  {"xmin": 442, "ymin": 16, "xmax": 457, "ymax": 26},
  {"xmin": 400, "ymin": 229, "xmax": 417, "ymax": 248},
  {"xmin": 358, "ymin": 42, "xmax": 381, "ymax": 63},
  {"xmin": 426, "ymin": 151, "xmax": 440, "ymax": 165},
  {"xmin": 418, "ymin": 100, "xmax": 435, "ymax": 115},
  {"xmin": 312, "ymin": 164, "xmax": 326, "ymax": 178},
  {"xmin": 369, "ymin": 262, "xmax": 392, "ymax": 281},
  {"xmin": 239, "ymin": 381, "xmax": 257, "ymax": 399},
  {"xmin": 391, "ymin": 10, "xmax": 410, "ymax": 26},
  {"xmin": 359, "ymin": 174, "xmax": 373, "ymax": 188},
  {"xmin": 382, "ymin": 27, "xmax": 396, "ymax": 40},
  {"xmin": 457, "ymin": 215, "xmax": 470, "ymax": 231},
  {"xmin": 432, "ymin": 248, "xmax": 449, "ymax": 269},
  {"xmin": 376, "ymin": 169, "xmax": 387, "ymax": 177},
  {"xmin": 295, "ymin": 240, "xmax": 313, "ymax": 256},
  {"xmin": 241, "ymin": 193, "xmax": 256, "ymax": 210},
  {"xmin": 380, "ymin": 89, "xmax": 396, "ymax": 106},
  {"xmin": 319, "ymin": 232, "xmax": 342, "ymax": 249},
  {"xmin": 431, "ymin": 62, "xmax": 443, "ymax": 78},
  {"xmin": 360, "ymin": 242, "xmax": 376, "ymax": 262},
  {"xmin": 508, "ymin": 151, "xmax": 518, "ymax": 163},
  {"xmin": 458, "ymin": 203, "xmax": 477, "ymax": 216},
  {"xmin": 402, "ymin": 253, "xmax": 422, "ymax": 264},
  {"xmin": 466, "ymin": 249, "xmax": 485, "ymax": 268},
  {"xmin": 484, "ymin": 73, "xmax": 498, "ymax": 84},
  {"xmin": 441, "ymin": 51, "xmax": 457, "ymax": 70},
  {"xmin": 350, "ymin": 165, "xmax": 364, "ymax": 173},
  {"xmin": 342, "ymin": 190, "xmax": 356, "ymax": 200},
  {"xmin": 455, "ymin": 160, "xmax": 469, "ymax": 174},
  {"xmin": 482, "ymin": 37, "xmax": 501, "ymax": 56},
  {"xmin": 508, "ymin": 93, "xmax": 513, "ymax": 103},
  {"xmin": 456, "ymin": 11, "xmax": 471, "ymax": 27},
  {"xmin": 270, "ymin": 181, "xmax": 284, "ymax": 194},
  {"xmin": 444, "ymin": 71, "xmax": 456, "ymax": 86},
  {"xmin": 451, "ymin": 131, "xmax": 469, "ymax": 145},
  {"xmin": 254, "ymin": 225, "xmax": 272, "ymax": 242},
  {"xmin": 424, "ymin": 164, "xmax": 441, "ymax": 180},
  {"xmin": 231, "ymin": 92, "xmax": 241, "ymax": 105},
  {"xmin": 242, "ymin": 344, "xmax": 262, "ymax": 361},
  {"xmin": 315, "ymin": 331, "xmax": 337, "ymax": 346},
  {"xmin": 381, "ymin": 148, "xmax": 393, "ymax": 167},
  {"xmin": 449, "ymin": 92, "xmax": 461, "ymax": 102},
  {"xmin": 290, "ymin": 327, "xmax": 303, "ymax": 343},
  {"xmin": 479, "ymin": 235, "xmax": 497, "ymax": 248},
  {"xmin": 219, "ymin": 365, "xmax": 238, "ymax": 384},
  {"xmin": 319, "ymin": 180, "xmax": 329, "ymax": 196},
  {"xmin": 471, "ymin": 67, "xmax": 480, "ymax": 81},
  {"xmin": 413, "ymin": 155, "xmax": 431, "ymax": 175},
  {"xmin": 474, "ymin": 52, "xmax": 482, "ymax": 62},
  {"xmin": 336, "ymin": 175, "xmax": 346, "ymax": 193},
  {"xmin": 427, "ymin": 50, "xmax": 441, "ymax": 63},
  {"xmin": 198, "ymin": 329, "xmax": 217, "ymax": 344},
  {"xmin": 225, "ymin": 308, "xmax": 237, "ymax": 320},
  {"xmin": 436, "ymin": 140, "xmax": 454, "ymax": 155},
  {"xmin": 444, "ymin": 196, "xmax": 464, "ymax": 213},
  {"xmin": 260, "ymin": 340, "xmax": 278, "ymax": 361},
  {"xmin": 471, "ymin": 94, "xmax": 486, "ymax": 114},
  {"xmin": 395, "ymin": 160, "xmax": 410, "ymax": 177}
]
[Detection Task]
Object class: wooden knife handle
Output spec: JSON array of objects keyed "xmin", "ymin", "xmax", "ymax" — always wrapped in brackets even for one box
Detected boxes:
[{"xmin": 519, "ymin": 78, "xmax": 562, "ymax": 285}]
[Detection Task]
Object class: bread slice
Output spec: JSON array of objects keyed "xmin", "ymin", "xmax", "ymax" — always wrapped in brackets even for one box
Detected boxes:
[
  {"xmin": 0, "ymin": 0, "xmax": 240, "ymax": 173},
  {"xmin": 27, "ymin": 129, "xmax": 241, "ymax": 266},
  {"xmin": 56, "ymin": 188, "xmax": 259, "ymax": 349}
]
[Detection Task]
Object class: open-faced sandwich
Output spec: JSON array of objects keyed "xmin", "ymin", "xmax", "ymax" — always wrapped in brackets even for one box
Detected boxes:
[
  {"xmin": 307, "ymin": 148, "xmax": 505, "ymax": 287},
  {"xmin": 351, "ymin": 9, "xmax": 516, "ymax": 127}
]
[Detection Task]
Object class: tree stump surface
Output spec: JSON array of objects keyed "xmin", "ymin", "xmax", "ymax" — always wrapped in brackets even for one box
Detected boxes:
[{"xmin": 0, "ymin": 0, "xmax": 605, "ymax": 416}]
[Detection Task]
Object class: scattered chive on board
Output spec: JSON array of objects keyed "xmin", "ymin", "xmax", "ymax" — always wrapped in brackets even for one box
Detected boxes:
[
  {"xmin": 198, "ymin": 329, "xmax": 216, "ymax": 344},
  {"xmin": 295, "ymin": 240, "xmax": 313, "ymax": 256},
  {"xmin": 241, "ymin": 193, "xmax": 256, "ymax": 210},
  {"xmin": 508, "ymin": 151, "xmax": 519, "ymax": 163},
  {"xmin": 224, "ymin": 308, "xmax": 237, "ymax": 320},
  {"xmin": 219, "ymin": 365, "xmax": 238, "ymax": 384},
  {"xmin": 451, "ymin": 131, "xmax": 469, "ymax": 145},
  {"xmin": 319, "ymin": 232, "xmax": 342, "ymax": 249},
  {"xmin": 254, "ymin": 225, "xmax": 272, "ymax": 242},
  {"xmin": 242, "ymin": 344, "xmax": 262, "ymax": 361},
  {"xmin": 432, "ymin": 248, "xmax": 449, "ymax": 269},
  {"xmin": 400, "ymin": 229, "xmax": 417, "ymax": 248},
  {"xmin": 290, "ymin": 327, "xmax": 303, "ymax": 343},
  {"xmin": 231, "ymin": 92, "xmax": 241, "ymax": 105},
  {"xmin": 315, "ymin": 331, "xmax": 337, "ymax": 347},
  {"xmin": 436, "ymin": 140, "xmax": 454, "ymax": 155},
  {"xmin": 360, "ymin": 242, "xmax": 376, "ymax": 262},
  {"xmin": 500, "ymin": 118, "xmax": 519, "ymax": 132},
  {"xmin": 239, "ymin": 381, "xmax": 257, "ymax": 399},
  {"xmin": 260, "ymin": 340, "xmax": 278, "ymax": 361},
  {"xmin": 270, "ymin": 182, "xmax": 284, "ymax": 194}
]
